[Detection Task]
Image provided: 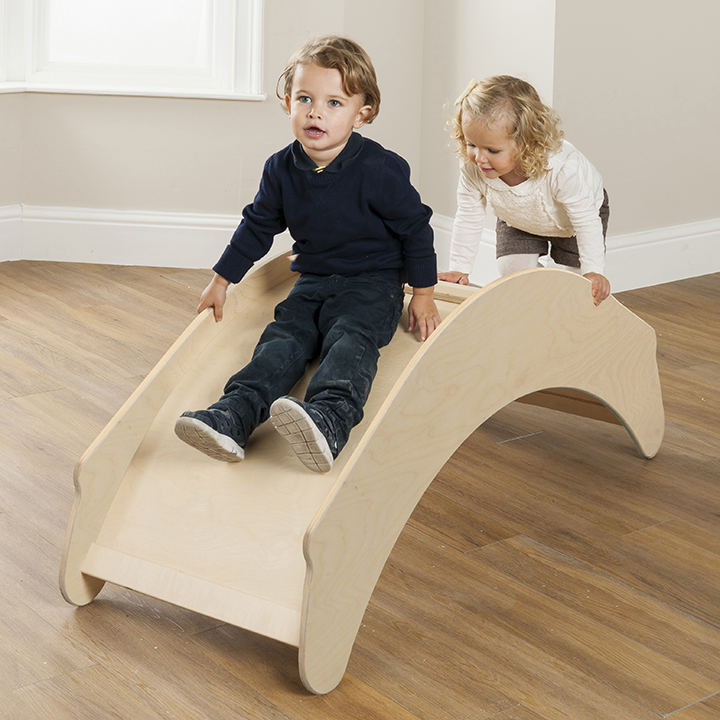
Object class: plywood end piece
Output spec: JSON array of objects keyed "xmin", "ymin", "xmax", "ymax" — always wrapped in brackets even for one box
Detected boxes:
[
  {"xmin": 299, "ymin": 268, "xmax": 665, "ymax": 693},
  {"xmin": 83, "ymin": 544, "xmax": 301, "ymax": 646},
  {"xmin": 517, "ymin": 388, "xmax": 623, "ymax": 425}
]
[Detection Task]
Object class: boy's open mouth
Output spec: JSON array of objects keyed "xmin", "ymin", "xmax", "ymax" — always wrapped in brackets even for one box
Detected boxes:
[{"xmin": 304, "ymin": 126, "xmax": 325, "ymax": 138}]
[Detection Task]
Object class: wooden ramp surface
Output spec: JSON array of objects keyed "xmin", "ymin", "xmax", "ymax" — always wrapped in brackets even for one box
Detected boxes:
[{"xmin": 60, "ymin": 251, "xmax": 664, "ymax": 694}]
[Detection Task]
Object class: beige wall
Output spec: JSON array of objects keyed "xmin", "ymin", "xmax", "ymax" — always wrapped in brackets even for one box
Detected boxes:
[
  {"xmin": 2, "ymin": 0, "xmax": 719, "ymax": 242},
  {"xmin": 1, "ymin": 0, "xmax": 424, "ymax": 215},
  {"xmin": 553, "ymin": 0, "xmax": 720, "ymax": 234},
  {"xmin": 0, "ymin": 92, "xmax": 24, "ymax": 205},
  {"xmin": 420, "ymin": 0, "xmax": 556, "ymax": 217}
]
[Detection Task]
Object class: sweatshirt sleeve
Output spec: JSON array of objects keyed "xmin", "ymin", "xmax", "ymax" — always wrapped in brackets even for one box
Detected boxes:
[
  {"xmin": 374, "ymin": 153, "xmax": 437, "ymax": 288},
  {"xmin": 448, "ymin": 161, "xmax": 487, "ymax": 274},
  {"xmin": 550, "ymin": 150, "xmax": 606, "ymax": 275},
  {"xmin": 212, "ymin": 157, "xmax": 288, "ymax": 283}
]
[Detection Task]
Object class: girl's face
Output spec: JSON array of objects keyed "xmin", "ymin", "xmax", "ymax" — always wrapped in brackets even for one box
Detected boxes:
[{"xmin": 462, "ymin": 118, "xmax": 524, "ymax": 185}]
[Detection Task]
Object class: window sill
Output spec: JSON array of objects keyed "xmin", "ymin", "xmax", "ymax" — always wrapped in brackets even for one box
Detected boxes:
[{"xmin": 0, "ymin": 83, "xmax": 266, "ymax": 101}]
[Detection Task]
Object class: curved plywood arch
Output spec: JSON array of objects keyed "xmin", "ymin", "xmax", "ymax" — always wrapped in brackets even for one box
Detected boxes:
[
  {"xmin": 59, "ymin": 251, "xmax": 664, "ymax": 695},
  {"xmin": 299, "ymin": 266, "xmax": 663, "ymax": 692}
]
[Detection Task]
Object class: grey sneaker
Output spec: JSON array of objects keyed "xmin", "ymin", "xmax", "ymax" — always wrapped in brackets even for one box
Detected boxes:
[
  {"xmin": 270, "ymin": 397, "xmax": 335, "ymax": 473},
  {"xmin": 174, "ymin": 407, "xmax": 245, "ymax": 462}
]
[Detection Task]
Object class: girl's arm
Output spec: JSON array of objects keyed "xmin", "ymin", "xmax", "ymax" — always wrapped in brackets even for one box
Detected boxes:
[
  {"xmin": 551, "ymin": 150, "xmax": 606, "ymax": 277},
  {"xmin": 443, "ymin": 163, "xmax": 487, "ymax": 282},
  {"xmin": 551, "ymin": 149, "xmax": 610, "ymax": 303}
]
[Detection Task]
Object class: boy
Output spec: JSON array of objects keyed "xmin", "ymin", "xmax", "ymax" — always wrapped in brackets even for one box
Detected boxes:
[{"xmin": 175, "ymin": 35, "xmax": 440, "ymax": 472}]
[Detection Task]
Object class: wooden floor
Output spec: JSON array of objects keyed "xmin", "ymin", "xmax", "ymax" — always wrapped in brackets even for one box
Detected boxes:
[{"xmin": 1, "ymin": 260, "xmax": 718, "ymax": 720}]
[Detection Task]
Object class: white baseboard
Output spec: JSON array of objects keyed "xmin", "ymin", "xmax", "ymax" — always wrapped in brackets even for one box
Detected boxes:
[
  {"xmin": 605, "ymin": 218, "xmax": 720, "ymax": 292},
  {"xmin": 0, "ymin": 205, "xmax": 23, "ymax": 262},
  {"xmin": 1, "ymin": 205, "xmax": 293, "ymax": 269},
  {"xmin": 1, "ymin": 205, "xmax": 719, "ymax": 292},
  {"xmin": 19, "ymin": 206, "xmax": 250, "ymax": 268}
]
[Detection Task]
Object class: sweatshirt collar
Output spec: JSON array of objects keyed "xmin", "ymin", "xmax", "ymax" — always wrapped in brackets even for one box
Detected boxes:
[{"xmin": 292, "ymin": 132, "xmax": 364, "ymax": 174}]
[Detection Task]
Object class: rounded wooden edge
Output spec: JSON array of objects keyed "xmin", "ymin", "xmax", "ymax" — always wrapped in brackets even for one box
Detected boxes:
[
  {"xmin": 298, "ymin": 268, "xmax": 666, "ymax": 693},
  {"xmin": 59, "ymin": 250, "xmax": 297, "ymax": 607}
]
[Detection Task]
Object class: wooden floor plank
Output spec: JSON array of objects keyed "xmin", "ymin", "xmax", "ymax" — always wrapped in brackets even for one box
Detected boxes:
[
  {"xmin": 378, "ymin": 526, "xmax": 719, "ymax": 716},
  {"xmin": 474, "ymin": 535, "xmax": 720, "ymax": 683},
  {"xmin": 371, "ymin": 528, "xmax": 661, "ymax": 720},
  {"xmin": 0, "ymin": 576, "xmax": 97, "ymax": 694},
  {"xmin": 190, "ymin": 624, "xmax": 426, "ymax": 720},
  {"xmin": 434, "ymin": 449, "xmax": 720, "ymax": 629},
  {"xmin": 349, "ymin": 603, "xmax": 518, "ymax": 719},
  {"xmin": 407, "ymin": 488, "xmax": 519, "ymax": 552},
  {"xmin": 487, "ymin": 708, "xmax": 549, "ymax": 720},
  {"xmin": 10, "ymin": 664, "xmax": 184, "ymax": 720},
  {"xmin": 437, "ymin": 410, "xmax": 675, "ymax": 538},
  {"xmin": 670, "ymin": 693, "xmax": 720, "ymax": 720}
]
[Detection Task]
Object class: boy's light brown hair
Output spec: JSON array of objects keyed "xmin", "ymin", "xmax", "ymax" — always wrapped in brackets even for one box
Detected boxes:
[{"xmin": 277, "ymin": 35, "xmax": 381, "ymax": 124}]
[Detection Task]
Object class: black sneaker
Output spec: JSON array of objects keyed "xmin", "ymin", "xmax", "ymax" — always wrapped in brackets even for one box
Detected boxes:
[
  {"xmin": 269, "ymin": 397, "xmax": 335, "ymax": 473},
  {"xmin": 174, "ymin": 407, "xmax": 245, "ymax": 462}
]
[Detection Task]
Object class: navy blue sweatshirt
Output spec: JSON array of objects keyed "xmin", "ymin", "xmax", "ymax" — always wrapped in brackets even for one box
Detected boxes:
[{"xmin": 213, "ymin": 134, "xmax": 437, "ymax": 288}]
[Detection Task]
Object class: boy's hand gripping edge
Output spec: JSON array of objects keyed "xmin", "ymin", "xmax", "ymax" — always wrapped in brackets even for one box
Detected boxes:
[
  {"xmin": 407, "ymin": 286, "xmax": 442, "ymax": 341},
  {"xmin": 198, "ymin": 273, "xmax": 231, "ymax": 322}
]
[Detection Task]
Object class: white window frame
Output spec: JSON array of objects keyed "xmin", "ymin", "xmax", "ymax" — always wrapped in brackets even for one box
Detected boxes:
[{"xmin": 0, "ymin": 0, "xmax": 264, "ymax": 100}]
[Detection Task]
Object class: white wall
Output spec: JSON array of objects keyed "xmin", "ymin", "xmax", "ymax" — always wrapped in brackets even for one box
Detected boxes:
[
  {"xmin": 0, "ymin": 93, "xmax": 23, "ymax": 259},
  {"xmin": 553, "ymin": 0, "xmax": 720, "ymax": 288},
  {"xmin": 420, "ymin": 0, "xmax": 556, "ymax": 217},
  {"xmin": 419, "ymin": 0, "xmax": 556, "ymax": 280},
  {"xmin": 0, "ymin": 92, "xmax": 23, "ymax": 205}
]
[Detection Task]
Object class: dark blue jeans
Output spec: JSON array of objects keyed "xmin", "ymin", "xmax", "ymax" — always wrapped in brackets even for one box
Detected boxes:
[{"xmin": 215, "ymin": 273, "xmax": 404, "ymax": 456}]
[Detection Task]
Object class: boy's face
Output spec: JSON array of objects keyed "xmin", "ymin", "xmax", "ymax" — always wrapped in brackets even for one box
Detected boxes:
[{"xmin": 285, "ymin": 63, "xmax": 372, "ymax": 166}]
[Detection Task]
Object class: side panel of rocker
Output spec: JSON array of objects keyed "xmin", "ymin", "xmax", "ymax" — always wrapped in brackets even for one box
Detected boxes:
[
  {"xmin": 299, "ymin": 269, "xmax": 664, "ymax": 693},
  {"xmin": 60, "ymin": 253, "xmax": 296, "ymax": 606}
]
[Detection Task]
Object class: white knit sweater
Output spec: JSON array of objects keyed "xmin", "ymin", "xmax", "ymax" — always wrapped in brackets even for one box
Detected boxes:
[{"xmin": 449, "ymin": 140, "xmax": 606, "ymax": 275}]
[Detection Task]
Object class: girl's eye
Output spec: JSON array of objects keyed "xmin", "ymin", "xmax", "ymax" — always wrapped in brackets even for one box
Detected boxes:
[
  {"xmin": 488, "ymin": 149, "xmax": 500, "ymax": 154},
  {"xmin": 466, "ymin": 142, "xmax": 476, "ymax": 148}
]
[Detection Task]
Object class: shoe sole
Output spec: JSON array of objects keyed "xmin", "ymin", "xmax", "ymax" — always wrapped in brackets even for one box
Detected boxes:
[
  {"xmin": 174, "ymin": 416, "xmax": 245, "ymax": 463},
  {"xmin": 270, "ymin": 398, "xmax": 333, "ymax": 473}
]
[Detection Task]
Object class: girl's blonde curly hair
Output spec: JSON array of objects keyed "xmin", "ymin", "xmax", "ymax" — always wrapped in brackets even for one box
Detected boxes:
[{"xmin": 450, "ymin": 75, "xmax": 563, "ymax": 180}]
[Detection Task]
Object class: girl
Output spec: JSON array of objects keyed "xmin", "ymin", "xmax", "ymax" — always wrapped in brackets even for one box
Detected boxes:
[{"xmin": 438, "ymin": 75, "xmax": 611, "ymax": 305}]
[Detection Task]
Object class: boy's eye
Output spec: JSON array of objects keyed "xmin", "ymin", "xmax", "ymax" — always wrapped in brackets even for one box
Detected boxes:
[
  {"xmin": 329, "ymin": 99, "xmax": 342, "ymax": 108},
  {"xmin": 298, "ymin": 96, "xmax": 311, "ymax": 104}
]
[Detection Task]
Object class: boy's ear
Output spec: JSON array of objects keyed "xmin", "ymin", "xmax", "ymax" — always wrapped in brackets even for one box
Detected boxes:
[
  {"xmin": 353, "ymin": 105, "xmax": 373, "ymax": 128},
  {"xmin": 284, "ymin": 94, "xmax": 292, "ymax": 113}
]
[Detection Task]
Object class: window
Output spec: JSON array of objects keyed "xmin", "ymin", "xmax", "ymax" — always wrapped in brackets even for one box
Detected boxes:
[{"xmin": 0, "ymin": 0, "xmax": 263, "ymax": 99}]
